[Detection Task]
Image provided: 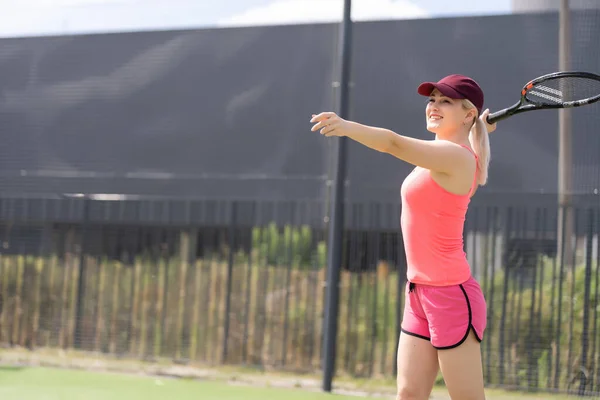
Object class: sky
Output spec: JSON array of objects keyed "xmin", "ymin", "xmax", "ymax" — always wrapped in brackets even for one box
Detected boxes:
[{"xmin": 0, "ymin": 0, "xmax": 513, "ymax": 38}]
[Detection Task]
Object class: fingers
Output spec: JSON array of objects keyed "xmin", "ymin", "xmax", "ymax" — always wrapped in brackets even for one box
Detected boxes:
[
  {"xmin": 480, "ymin": 109, "xmax": 491, "ymax": 121},
  {"xmin": 484, "ymin": 109, "xmax": 496, "ymax": 126},
  {"xmin": 311, "ymin": 120, "xmax": 339, "ymax": 135},
  {"xmin": 480, "ymin": 108, "xmax": 497, "ymax": 133},
  {"xmin": 310, "ymin": 112, "xmax": 339, "ymax": 134},
  {"xmin": 480, "ymin": 109, "xmax": 492, "ymax": 123},
  {"xmin": 320, "ymin": 121, "xmax": 339, "ymax": 136},
  {"xmin": 310, "ymin": 120, "xmax": 328, "ymax": 132},
  {"xmin": 310, "ymin": 111, "xmax": 336, "ymax": 123}
]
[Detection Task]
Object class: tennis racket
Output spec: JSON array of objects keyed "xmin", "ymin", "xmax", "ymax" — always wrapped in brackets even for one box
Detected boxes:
[{"xmin": 486, "ymin": 71, "xmax": 600, "ymax": 124}]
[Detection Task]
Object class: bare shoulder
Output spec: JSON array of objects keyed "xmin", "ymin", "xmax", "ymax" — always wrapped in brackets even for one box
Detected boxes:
[
  {"xmin": 429, "ymin": 145, "xmax": 478, "ymax": 195},
  {"xmin": 427, "ymin": 140, "xmax": 477, "ymax": 174},
  {"xmin": 387, "ymin": 136, "xmax": 476, "ymax": 175}
]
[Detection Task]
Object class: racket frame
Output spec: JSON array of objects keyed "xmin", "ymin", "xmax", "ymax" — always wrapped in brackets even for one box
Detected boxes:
[{"xmin": 486, "ymin": 71, "xmax": 600, "ymax": 124}]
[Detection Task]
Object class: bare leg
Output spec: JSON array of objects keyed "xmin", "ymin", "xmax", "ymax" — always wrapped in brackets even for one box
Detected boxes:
[
  {"xmin": 396, "ymin": 332, "xmax": 439, "ymax": 400},
  {"xmin": 437, "ymin": 330, "xmax": 485, "ymax": 400}
]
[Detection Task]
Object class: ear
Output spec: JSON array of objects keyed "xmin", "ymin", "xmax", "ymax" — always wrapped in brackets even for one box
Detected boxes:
[{"xmin": 464, "ymin": 110, "xmax": 476, "ymax": 124}]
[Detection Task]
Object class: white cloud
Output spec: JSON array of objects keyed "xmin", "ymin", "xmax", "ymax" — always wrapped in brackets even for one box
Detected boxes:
[
  {"xmin": 217, "ymin": 0, "xmax": 429, "ymax": 27},
  {"xmin": 0, "ymin": 0, "xmax": 430, "ymax": 38},
  {"xmin": 0, "ymin": 1, "xmax": 220, "ymax": 38},
  {"xmin": 0, "ymin": 0, "xmax": 134, "ymax": 8}
]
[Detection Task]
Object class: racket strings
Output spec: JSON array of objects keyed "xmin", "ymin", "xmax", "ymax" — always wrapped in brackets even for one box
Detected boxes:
[{"xmin": 526, "ymin": 76, "xmax": 600, "ymax": 105}]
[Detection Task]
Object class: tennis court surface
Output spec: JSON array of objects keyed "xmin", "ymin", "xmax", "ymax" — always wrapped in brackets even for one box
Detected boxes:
[{"xmin": 0, "ymin": 364, "xmax": 590, "ymax": 400}]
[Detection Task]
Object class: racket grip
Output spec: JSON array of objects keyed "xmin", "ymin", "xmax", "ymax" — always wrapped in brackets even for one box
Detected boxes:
[{"xmin": 486, "ymin": 110, "xmax": 511, "ymax": 125}]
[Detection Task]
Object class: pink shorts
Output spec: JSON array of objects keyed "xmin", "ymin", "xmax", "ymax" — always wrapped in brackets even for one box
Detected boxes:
[{"xmin": 400, "ymin": 276, "xmax": 487, "ymax": 349}]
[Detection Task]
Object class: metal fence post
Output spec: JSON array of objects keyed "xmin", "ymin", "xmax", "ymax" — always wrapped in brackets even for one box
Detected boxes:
[{"xmin": 322, "ymin": 0, "xmax": 352, "ymax": 392}]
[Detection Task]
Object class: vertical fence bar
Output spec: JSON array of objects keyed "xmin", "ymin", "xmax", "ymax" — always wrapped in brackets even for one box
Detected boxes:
[
  {"xmin": 485, "ymin": 205, "xmax": 497, "ymax": 384},
  {"xmin": 566, "ymin": 207, "xmax": 579, "ymax": 386},
  {"xmin": 73, "ymin": 196, "xmax": 91, "ymax": 349},
  {"xmin": 222, "ymin": 200, "xmax": 237, "ymax": 363},
  {"xmin": 281, "ymin": 201, "xmax": 295, "ymax": 367},
  {"xmin": 547, "ymin": 207, "xmax": 558, "ymax": 388},
  {"xmin": 527, "ymin": 206, "xmax": 541, "ymax": 390},
  {"xmin": 498, "ymin": 206, "xmax": 513, "ymax": 385},
  {"xmin": 368, "ymin": 203, "xmax": 380, "ymax": 377},
  {"xmin": 554, "ymin": 204, "xmax": 568, "ymax": 389},
  {"xmin": 592, "ymin": 211, "xmax": 600, "ymax": 392},
  {"xmin": 513, "ymin": 207, "xmax": 527, "ymax": 387},
  {"xmin": 580, "ymin": 208, "xmax": 594, "ymax": 395},
  {"xmin": 537, "ymin": 207, "xmax": 549, "ymax": 390},
  {"xmin": 241, "ymin": 201, "xmax": 256, "ymax": 365},
  {"xmin": 380, "ymin": 207, "xmax": 392, "ymax": 375}
]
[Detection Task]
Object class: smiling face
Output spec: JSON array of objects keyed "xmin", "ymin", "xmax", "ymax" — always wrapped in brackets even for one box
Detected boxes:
[{"xmin": 425, "ymin": 89, "xmax": 476, "ymax": 137}]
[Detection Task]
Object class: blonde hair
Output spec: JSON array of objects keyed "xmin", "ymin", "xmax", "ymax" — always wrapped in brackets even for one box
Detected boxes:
[{"xmin": 462, "ymin": 99, "xmax": 490, "ymax": 186}]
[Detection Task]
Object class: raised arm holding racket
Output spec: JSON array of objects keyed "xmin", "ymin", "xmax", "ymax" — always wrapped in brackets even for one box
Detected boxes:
[{"xmin": 309, "ymin": 70, "xmax": 600, "ymax": 400}]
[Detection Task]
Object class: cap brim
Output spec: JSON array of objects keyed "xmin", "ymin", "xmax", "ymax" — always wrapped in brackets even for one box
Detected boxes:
[{"xmin": 417, "ymin": 82, "xmax": 465, "ymax": 100}]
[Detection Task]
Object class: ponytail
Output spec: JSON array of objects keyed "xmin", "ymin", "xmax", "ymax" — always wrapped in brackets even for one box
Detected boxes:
[
  {"xmin": 462, "ymin": 99, "xmax": 491, "ymax": 186},
  {"xmin": 469, "ymin": 117, "xmax": 490, "ymax": 185}
]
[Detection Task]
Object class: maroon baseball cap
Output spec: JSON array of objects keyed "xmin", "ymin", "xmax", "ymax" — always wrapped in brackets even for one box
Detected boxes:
[{"xmin": 417, "ymin": 74, "xmax": 484, "ymax": 115}]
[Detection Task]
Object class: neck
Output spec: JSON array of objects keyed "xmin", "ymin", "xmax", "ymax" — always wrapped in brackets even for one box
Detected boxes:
[{"xmin": 434, "ymin": 128, "xmax": 470, "ymax": 145}]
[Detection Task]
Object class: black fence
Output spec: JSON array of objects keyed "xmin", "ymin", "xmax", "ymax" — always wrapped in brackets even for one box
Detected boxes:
[{"xmin": 0, "ymin": 195, "xmax": 599, "ymax": 396}]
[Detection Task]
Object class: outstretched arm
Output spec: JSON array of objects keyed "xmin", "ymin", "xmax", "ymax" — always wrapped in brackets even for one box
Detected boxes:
[{"xmin": 310, "ymin": 112, "xmax": 473, "ymax": 175}]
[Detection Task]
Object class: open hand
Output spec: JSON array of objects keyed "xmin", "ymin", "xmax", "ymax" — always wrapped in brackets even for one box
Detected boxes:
[
  {"xmin": 310, "ymin": 112, "xmax": 352, "ymax": 137},
  {"xmin": 480, "ymin": 109, "xmax": 497, "ymax": 134}
]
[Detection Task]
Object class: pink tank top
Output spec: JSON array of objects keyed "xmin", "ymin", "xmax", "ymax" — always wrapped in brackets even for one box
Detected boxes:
[{"xmin": 400, "ymin": 145, "xmax": 477, "ymax": 286}]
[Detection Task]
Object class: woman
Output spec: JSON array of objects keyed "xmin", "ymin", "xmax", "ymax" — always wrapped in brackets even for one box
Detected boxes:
[{"xmin": 310, "ymin": 74, "xmax": 497, "ymax": 400}]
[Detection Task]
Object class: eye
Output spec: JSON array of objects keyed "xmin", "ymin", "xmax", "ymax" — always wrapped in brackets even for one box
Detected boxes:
[{"xmin": 428, "ymin": 98, "xmax": 451, "ymax": 104}]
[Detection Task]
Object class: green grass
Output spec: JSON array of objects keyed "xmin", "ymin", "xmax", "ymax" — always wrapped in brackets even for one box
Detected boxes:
[
  {"xmin": 0, "ymin": 366, "xmax": 593, "ymax": 400},
  {"xmin": 0, "ymin": 367, "xmax": 359, "ymax": 400}
]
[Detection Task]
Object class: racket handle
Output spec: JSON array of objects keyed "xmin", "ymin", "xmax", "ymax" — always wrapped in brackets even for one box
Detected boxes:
[{"xmin": 486, "ymin": 109, "xmax": 512, "ymax": 125}]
